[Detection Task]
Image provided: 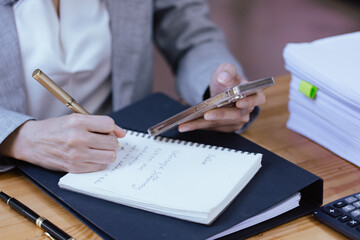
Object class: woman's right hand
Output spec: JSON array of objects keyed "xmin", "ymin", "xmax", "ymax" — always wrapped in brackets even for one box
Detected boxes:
[{"xmin": 0, "ymin": 113, "xmax": 126, "ymax": 173}]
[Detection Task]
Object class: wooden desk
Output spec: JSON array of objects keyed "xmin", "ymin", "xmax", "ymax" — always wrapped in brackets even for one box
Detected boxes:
[{"xmin": 0, "ymin": 75, "xmax": 359, "ymax": 239}]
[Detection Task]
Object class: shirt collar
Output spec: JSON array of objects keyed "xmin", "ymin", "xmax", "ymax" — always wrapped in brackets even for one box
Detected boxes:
[{"xmin": 2, "ymin": 0, "xmax": 19, "ymax": 6}]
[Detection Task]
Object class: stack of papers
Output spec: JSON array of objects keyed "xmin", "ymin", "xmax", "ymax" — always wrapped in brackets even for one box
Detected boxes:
[{"xmin": 283, "ymin": 32, "xmax": 360, "ymax": 167}]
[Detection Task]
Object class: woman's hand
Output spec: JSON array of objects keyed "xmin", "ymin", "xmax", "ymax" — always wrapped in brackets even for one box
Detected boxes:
[
  {"xmin": 0, "ymin": 113, "xmax": 126, "ymax": 173},
  {"xmin": 179, "ymin": 63, "xmax": 266, "ymax": 133}
]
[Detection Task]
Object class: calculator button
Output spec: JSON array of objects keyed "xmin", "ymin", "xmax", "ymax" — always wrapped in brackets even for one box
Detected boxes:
[
  {"xmin": 353, "ymin": 201, "xmax": 360, "ymax": 208},
  {"xmin": 351, "ymin": 209, "xmax": 360, "ymax": 218},
  {"xmin": 334, "ymin": 201, "xmax": 346, "ymax": 208},
  {"xmin": 314, "ymin": 192, "xmax": 360, "ymax": 239},
  {"xmin": 338, "ymin": 215, "xmax": 351, "ymax": 222},
  {"xmin": 345, "ymin": 196, "xmax": 357, "ymax": 204},
  {"xmin": 347, "ymin": 219, "xmax": 360, "ymax": 227},
  {"xmin": 342, "ymin": 205, "xmax": 356, "ymax": 213},
  {"xmin": 322, "ymin": 206, "xmax": 342, "ymax": 217}
]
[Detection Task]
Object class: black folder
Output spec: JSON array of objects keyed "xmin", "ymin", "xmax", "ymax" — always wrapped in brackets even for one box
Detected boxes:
[{"xmin": 16, "ymin": 93, "xmax": 323, "ymax": 240}]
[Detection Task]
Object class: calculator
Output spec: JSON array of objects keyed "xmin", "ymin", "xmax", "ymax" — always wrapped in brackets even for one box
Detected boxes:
[{"xmin": 313, "ymin": 192, "xmax": 360, "ymax": 240}]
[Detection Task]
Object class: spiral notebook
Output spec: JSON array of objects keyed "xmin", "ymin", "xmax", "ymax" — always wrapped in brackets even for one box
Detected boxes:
[{"xmin": 58, "ymin": 130, "xmax": 262, "ymax": 225}]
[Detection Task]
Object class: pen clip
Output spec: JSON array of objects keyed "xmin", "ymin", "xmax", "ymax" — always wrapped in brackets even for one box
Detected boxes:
[{"xmin": 45, "ymin": 232, "xmax": 56, "ymax": 240}]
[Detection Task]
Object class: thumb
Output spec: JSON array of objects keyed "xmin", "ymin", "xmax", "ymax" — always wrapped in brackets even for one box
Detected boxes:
[
  {"xmin": 114, "ymin": 125, "xmax": 126, "ymax": 138},
  {"xmin": 210, "ymin": 63, "xmax": 240, "ymax": 96}
]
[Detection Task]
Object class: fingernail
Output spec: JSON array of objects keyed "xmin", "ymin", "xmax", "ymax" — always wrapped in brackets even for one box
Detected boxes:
[
  {"xmin": 205, "ymin": 112, "xmax": 216, "ymax": 120},
  {"xmin": 218, "ymin": 71, "xmax": 231, "ymax": 83},
  {"xmin": 179, "ymin": 125, "xmax": 191, "ymax": 132}
]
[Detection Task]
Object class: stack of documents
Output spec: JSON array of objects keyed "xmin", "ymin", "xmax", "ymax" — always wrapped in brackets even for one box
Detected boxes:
[{"xmin": 283, "ymin": 32, "xmax": 360, "ymax": 167}]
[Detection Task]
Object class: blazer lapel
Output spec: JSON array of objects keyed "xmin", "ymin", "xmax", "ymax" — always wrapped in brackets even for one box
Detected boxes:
[
  {"xmin": 0, "ymin": 0, "xmax": 151, "ymax": 113},
  {"xmin": 1, "ymin": 0, "xmax": 19, "ymax": 6},
  {"xmin": 104, "ymin": 0, "xmax": 151, "ymax": 110},
  {"xmin": 0, "ymin": 3, "xmax": 27, "ymax": 113}
]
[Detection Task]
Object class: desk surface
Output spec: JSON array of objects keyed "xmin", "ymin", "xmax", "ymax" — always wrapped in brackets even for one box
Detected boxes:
[{"xmin": 1, "ymin": 75, "xmax": 359, "ymax": 239}]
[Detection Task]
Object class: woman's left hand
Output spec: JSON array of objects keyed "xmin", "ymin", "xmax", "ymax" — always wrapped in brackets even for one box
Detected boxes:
[{"xmin": 178, "ymin": 63, "xmax": 266, "ymax": 133}]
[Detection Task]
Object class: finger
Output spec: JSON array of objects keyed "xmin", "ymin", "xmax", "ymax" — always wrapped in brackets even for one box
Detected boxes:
[
  {"xmin": 204, "ymin": 107, "xmax": 252, "ymax": 121},
  {"xmin": 236, "ymin": 91, "xmax": 266, "ymax": 108},
  {"xmin": 62, "ymin": 147, "xmax": 116, "ymax": 164},
  {"xmin": 179, "ymin": 117, "xmax": 242, "ymax": 132},
  {"xmin": 215, "ymin": 63, "xmax": 238, "ymax": 89},
  {"xmin": 179, "ymin": 118, "xmax": 246, "ymax": 133},
  {"xmin": 37, "ymin": 154, "xmax": 109, "ymax": 173},
  {"xmin": 83, "ymin": 149, "xmax": 117, "ymax": 164},
  {"xmin": 67, "ymin": 162, "xmax": 108, "ymax": 174},
  {"xmin": 179, "ymin": 106, "xmax": 253, "ymax": 132},
  {"xmin": 114, "ymin": 125, "xmax": 126, "ymax": 138},
  {"xmin": 58, "ymin": 128, "xmax": 118, "ymax": 151},
  {"xmin": 85, "ymin": 132, "xmax": 119, "ymax": 150},
  {"xmin": 204, "ymin": 124, "xmax": 246, "ymax": 133},
  {"xmin": 86, "ymin": 115, "xmax": 117, "ymax": 134},
  {"xmin": 178, "ymin": 118, "xmax": 209, "ymax": 132},
  {"xmin": 64, "ymin": 114, "xmax": 118, "ymax": 134},
  {"xmin": 210, "ymin": 63, "xmax": 247, "ymax": 97}
]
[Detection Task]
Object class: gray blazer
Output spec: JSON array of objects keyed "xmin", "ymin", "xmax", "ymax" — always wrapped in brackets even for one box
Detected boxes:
[{"xmin": 0, "ymin": 0, "xmax": 242, "ymax": 169}]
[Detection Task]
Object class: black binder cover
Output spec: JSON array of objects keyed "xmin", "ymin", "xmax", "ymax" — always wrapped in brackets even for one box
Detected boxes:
[{"xmin": 16, "ymin": 93, "xmax": 323, "ymax": 240}]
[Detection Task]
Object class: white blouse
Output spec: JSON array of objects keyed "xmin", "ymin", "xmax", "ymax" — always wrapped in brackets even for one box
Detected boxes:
[{"xmin": 13, "ymin": 0, "xmax": 112, "ymax": 119}]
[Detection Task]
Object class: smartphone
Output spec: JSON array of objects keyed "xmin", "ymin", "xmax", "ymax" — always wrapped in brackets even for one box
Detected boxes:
[{"xmin": 147, "ymin": 76, "xmax": 275, "ymax": 136}]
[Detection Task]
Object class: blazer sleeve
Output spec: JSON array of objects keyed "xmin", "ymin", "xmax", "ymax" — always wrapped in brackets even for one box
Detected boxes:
[
  {"xmin": 0, "ymin": 107, "xmax": 33, "ymax": 171},
  {"xmin": 153, "ymin": 0, "xmax": 244, "ymax": 105},
  {"xmin": 153, "ymin": 0, "xmax": 258, "ymax": 131}
]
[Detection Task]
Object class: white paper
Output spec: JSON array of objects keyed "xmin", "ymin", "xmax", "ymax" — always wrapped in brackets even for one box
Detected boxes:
[
  {"xmin": 208, "ymin": 192, "xmax": 301, "ymax": 239},
  {"xmin": 284, "ymin": 31, "xmax": 360, "ymax": 108},
  {"xmin": 283, "ymin": 32, "xmax": 360, "ymax": 167},
  {"xmin": 59, "ymin": 131, "xmax": 262, "ymax": 224}
]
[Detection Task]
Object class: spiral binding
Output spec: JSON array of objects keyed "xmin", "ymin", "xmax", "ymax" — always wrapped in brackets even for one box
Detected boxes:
[{"xmin": 124, "ymin": 129, "xmax": 259, "ymax": 155}]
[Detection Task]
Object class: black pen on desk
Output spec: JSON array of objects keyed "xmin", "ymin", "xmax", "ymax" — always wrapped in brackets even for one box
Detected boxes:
[{"xmin": 0, "ymin": 190, "xmax": 75, "ymax": 240}]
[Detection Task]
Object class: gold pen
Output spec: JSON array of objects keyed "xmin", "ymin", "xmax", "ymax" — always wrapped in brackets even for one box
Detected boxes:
[
  {"xmin": 32, "ymin": 69, "xmax": 89, "ymax": 115},
  {"xmin": 32, "ymin": 69, "xmax": 124, "ymax": 148}
]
